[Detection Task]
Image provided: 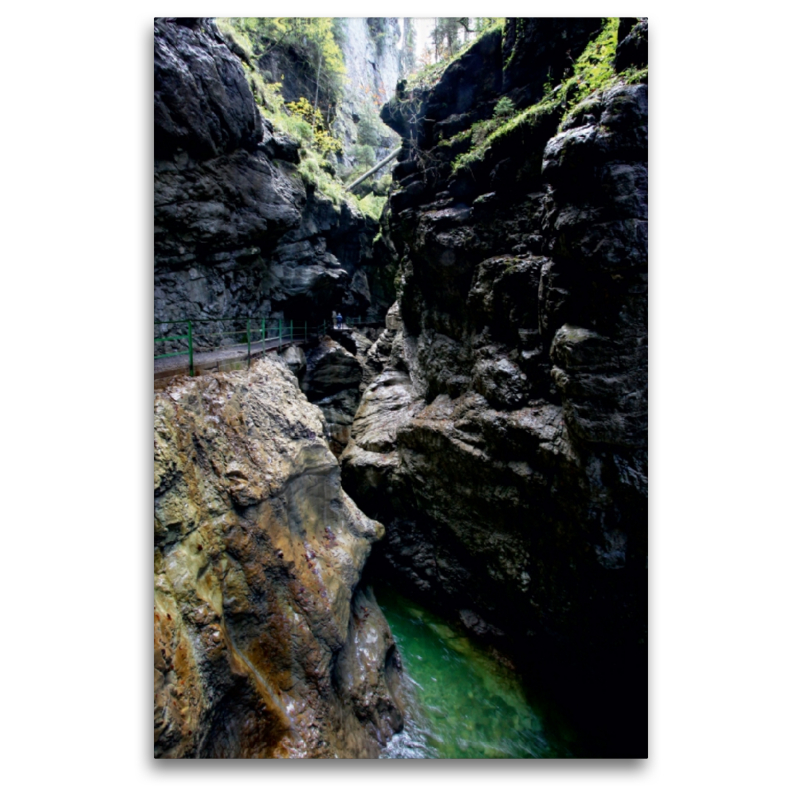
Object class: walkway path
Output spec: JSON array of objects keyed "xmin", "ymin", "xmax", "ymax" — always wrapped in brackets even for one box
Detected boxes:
[{"xmin": 154, "ymin": 333, "xmax": 308, "ymax": 388}]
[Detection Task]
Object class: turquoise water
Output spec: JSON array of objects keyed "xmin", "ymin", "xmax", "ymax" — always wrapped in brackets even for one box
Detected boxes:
[{"xmin": 375, "ymin": 586, "xmax": 574, "ymax": 759}]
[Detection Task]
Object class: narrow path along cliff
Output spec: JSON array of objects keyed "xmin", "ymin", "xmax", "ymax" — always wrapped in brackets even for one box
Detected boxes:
[{"xmin": 154, "ymin": 16, "xmax": 648, "ymax": 759}]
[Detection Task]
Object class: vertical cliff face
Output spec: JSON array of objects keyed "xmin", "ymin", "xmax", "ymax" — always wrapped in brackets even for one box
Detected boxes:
[
  {"xmin": 154, "ymin": 18, "xmax": 389, "ymax": 331},
  {"xmin": 333, "ymin": 18, "xmax": 404, "ymax": 174},
  {"xmin": 154, "ymin": 357, "xmax": 403, "ymax": 758},
  {"xmin": 342, "ymin": 18, "xmax": 648, "ymax": 754}
]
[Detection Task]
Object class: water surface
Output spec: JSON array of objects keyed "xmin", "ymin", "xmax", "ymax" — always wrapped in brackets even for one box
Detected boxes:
[{"xmin": 375, "ymin": 585, "xmax": 574, "ymax": 758}]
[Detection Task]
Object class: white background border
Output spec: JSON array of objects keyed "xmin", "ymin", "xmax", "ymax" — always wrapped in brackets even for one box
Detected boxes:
[{"xmin": 3, "ymin": 1, "xmax": 798, "ymax": 796}]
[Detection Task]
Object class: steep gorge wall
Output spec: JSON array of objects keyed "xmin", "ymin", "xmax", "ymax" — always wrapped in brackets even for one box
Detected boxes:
[
  {"xmin": 154, "ymin": 357, "xmax": 403, "ymax": 758},
  {"xmin": 154, "ymin": 18, "xmax": 390, "ymax": 335},
  {"xmin": 343, "ymin": 18, "xmax": 648, "ymax": 755},
  {"xmin": 333, "ymin": 18, "xmax": 404, "ymax": 175}
]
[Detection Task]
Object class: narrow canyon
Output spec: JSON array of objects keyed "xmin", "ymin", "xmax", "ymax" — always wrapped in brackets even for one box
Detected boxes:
[{"xmin": 154, "ymin": 16, "xmax": 648, "ymax": 759}]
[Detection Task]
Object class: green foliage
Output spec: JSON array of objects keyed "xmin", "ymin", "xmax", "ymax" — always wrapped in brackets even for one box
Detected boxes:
[
  {"xmin": 357, "ymin": 112, "xmax": 382, "ymax": 147},
  {"xmin": 493, "ymin": 96, "xmax": 515, "ymax": 119},
  {"xmin": 559, "ymin": 17, "xmax": 620, "ymax": 115},
  {"xmin": 331, "ymin": 18, "xmax": 346, "ymax": 47},
  {"xmin": 216, "ymin": 18, "xmax": 365, "ymax": 212},
  {"xmin": 243, "ymin": 74, "xmax": 313, "ymax": 143},
  {"xmin": 351, "ymin": 170, "xmax": 394, "ymax": 199},
  {"xmin": 220, "ymin": 17, "xmax": 346, "ymax": 104},
  {"xmin": 297, "ymin": 150, "xmax": 347, "ymax": 208},
  {"xmin": 356, "ymin": 192, "xmax": 387, "ymax": 221},
  {"xmin": 286, "ymin": 97, "xmax": 343, "ymax": 156},
  {"xmin": 374, "ymin": 173, "xmax": 393, "ymax": 196},
  {"xmin": 452, "ymin": 99, "xmax": 560, "ymax": 174},
  {"xmin": 431, "ymin": 18, "xmax": 464, "ymax": 61},
  {"xmin": 353, "ymin": 144, "xmax": 377, "ymax": 169}
]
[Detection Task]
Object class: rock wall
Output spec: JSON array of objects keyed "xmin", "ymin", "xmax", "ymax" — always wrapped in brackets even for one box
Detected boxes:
[
  {"xmin": 333, "ymin": 18, "xmax": 404, "ymax": 174},
  {"xmin": 342, "ymin": 18, "xmax": 648, "ymax": 755},
  {"xmin": 154, "ymin": 356, "xmax": 403, "ymax": 758},
  {"xmin": 154, "ymin": 18, "xmax": 389, "ymax": 337}
]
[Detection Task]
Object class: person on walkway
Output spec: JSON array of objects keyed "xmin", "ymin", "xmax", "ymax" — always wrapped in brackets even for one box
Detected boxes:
[{"xmin": 336, "ymin": 312, "xmax": 343, "ymax": 329}]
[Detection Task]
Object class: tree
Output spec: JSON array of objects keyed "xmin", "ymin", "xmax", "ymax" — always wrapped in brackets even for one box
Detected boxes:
[
  {"xmin": 430, "ymin": 18, "xmax": 473, "ymax": 62},
  {"xmin": 233, "ymin": 18, "xmax": 345, "ymax": 104}
]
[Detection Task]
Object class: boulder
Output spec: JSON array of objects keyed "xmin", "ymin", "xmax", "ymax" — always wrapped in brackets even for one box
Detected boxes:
[{"xmin": 154, "ymin": 357, "xmax": 401, "ymax": 758}]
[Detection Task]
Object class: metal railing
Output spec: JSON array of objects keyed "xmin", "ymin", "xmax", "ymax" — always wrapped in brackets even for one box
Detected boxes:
[
  {"xmin": 154, "ymin": 317, "xmax": 331, "ymax": 377},
  {"xmin": 154, "ymin": 314, "xmax": 389, "ymax": 377}
]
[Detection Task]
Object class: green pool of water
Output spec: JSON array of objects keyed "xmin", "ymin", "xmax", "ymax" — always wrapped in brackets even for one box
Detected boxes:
[{"xmin": 375, "ymin": 585, "xmax": 574, "ymax": 759}]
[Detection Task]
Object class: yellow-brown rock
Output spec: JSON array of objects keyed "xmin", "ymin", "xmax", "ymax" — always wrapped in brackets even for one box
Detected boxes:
[{"xmin": 154, "ymin": 356, "xmax": 401, "ymax": 758}]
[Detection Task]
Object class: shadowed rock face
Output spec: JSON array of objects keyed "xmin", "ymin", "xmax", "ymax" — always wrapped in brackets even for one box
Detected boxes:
[
  {"xmin": 154, "ymin": 18, "xmax": 392, "ymax": 332},
  {"xmin": 301, "ymin": 337, "xmax": 364, "ymax": 458},
  {"xmin": 343, "ymin": 18, "xmax": 647, "ymax": 755},
  {"xmin": 154, "ymin": 357, "xmax": 402, "ymax": 758}
]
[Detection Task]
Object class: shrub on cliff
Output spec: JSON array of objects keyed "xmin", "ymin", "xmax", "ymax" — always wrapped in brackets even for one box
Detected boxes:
[
  {"xmin": 286, "ymin": 97, "xmax": 343, "ymax": 157},
  {"xmin": 219, "ymin": 17, "xmax": 345, "ymax": 105}
]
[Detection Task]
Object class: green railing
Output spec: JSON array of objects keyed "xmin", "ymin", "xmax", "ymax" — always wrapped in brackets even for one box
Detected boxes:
[{"xmin": 155, "ymin": 317, "xmax": 330, "ymax": 377}]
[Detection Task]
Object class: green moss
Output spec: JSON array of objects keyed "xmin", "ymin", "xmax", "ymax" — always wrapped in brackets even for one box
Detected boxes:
[
  {"xmin": 560, "ymin": 17, "xmax": 621, "ymax": 116},
  {"xmin": 452, "ymin": 98, "xmax": 560, "ymax": 174},
  {"xmin": 356, "ymin": 192, "xmax": 387, "ymax": 221},
  {"xmin": 450, "ymin": 16, "xmax": 651, "ymax": 175},
  {"xmin": 620, "ymin": 66, "xmax": 648, "ymax": 85},
  {"xmin": 295, "ymin": 149, "xmax": 347, "ymax": 208}
]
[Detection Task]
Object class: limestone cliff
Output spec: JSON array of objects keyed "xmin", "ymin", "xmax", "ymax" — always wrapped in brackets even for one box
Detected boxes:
[
  {"xmin": 154, "ymin": 356, "xmax": 403, "ymax": 758},
  {"xmin": 342, "ymin": 18, "xmax": 648, "ymax": 755},
  {"xmin": 333, "ymin": 18, "xmax": 405, "ymax": 175},
  {"xmin": 154, "ymin": 18, "xmax": 390, "ymax": 335}
]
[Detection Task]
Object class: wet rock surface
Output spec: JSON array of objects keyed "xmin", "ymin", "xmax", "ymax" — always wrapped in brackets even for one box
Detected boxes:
[
  {"xmin": 154, "ymin": 357, "xmax": 402, "ymax": 758},
  {"xmin": 344, "ymin": 18, "xmax": 648, "ymax": 755},
  {"xmin": 301, "ymin": 337, "xmax": 364, "ymax": 458}
]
